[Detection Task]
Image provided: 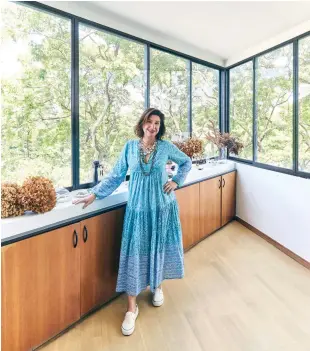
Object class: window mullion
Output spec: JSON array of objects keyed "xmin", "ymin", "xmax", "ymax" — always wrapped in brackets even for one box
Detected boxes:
[
  {"xmin": 144, "ymin": 44, "xmax": 150, "ymax": 109},
  {"xmin": 253, "ymin": 57, "xmax": 257, "ymax": 163},
  {"xmin": 293, "ymin": 40, "xmax": 299, "ymax": 173},
  {"xmin": 71, "ymin": 18, "xmax": 80, "ymax": 189},
  {"xmin": 188, "ymin": 60, "xmax": 192, "ymax": 137}
]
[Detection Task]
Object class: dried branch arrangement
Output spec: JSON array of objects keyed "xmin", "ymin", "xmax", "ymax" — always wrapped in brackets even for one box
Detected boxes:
[
  {"xmin": 173, "ymin": 137, "xmax": 203, "ymax": 159},
  {"xmin": 206, "ymin": 121, "xmax": 244, "ymax": 155}
]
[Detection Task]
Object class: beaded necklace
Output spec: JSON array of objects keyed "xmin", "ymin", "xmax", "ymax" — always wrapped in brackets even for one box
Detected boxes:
[{"xmin": 138, "ymin": 139, "xmax": 158, "ymax": 176}]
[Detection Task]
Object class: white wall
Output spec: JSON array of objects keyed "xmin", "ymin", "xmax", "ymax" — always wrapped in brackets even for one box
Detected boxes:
[
  {"xmin": 40, "ymin": 1, "xmax": 224, "ymax": 66},
  {"xmin": 236, "ymin": 162, "xmax": 310, "ymax": 262},
  {"xmin": 229, "ymin": 19, "xmax": 310, "ymax": 262},
  {"xmin": 226, "ymin": 19, "xmax": 310, "ymax": 67}
]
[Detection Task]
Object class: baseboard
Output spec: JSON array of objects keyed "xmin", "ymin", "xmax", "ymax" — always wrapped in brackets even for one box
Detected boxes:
[{"xmin": 235, "ymin": 216, "xmax": 310, "ymax": 270}]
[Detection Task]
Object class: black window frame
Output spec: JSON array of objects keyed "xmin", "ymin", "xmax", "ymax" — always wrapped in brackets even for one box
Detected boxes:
[
  {"xmin": 12, "ymin": 1, "xmax": 223, "ymax": 190},
  {"xmin": 9, "ymin": 1, "xmax": 309, "ymax": 190},
  {"xmin": 226, "ymin": 31, "xmax": 310, "ymax": 179}
]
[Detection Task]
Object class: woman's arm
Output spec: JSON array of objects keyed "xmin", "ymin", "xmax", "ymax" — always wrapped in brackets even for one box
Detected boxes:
[
  {"xmin": 89, "ymin": 141, "xmax": 129, "ymax": 199},
  {"xmin": 167, "ymin": 141, "xmax": 192, "ymax": 187}
]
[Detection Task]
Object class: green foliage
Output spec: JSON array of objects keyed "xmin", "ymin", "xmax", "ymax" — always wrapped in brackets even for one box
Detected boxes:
[
  {"xmin": 298, "ymin": 36, "xmax": 310, "ymax": 172},
  {"xmin": 192, "ymin": 63, "xmax": 219, "ymax": 156},
  {"xmin": 256, "ymin": 45, "xmax": 293, "ymax": 168},
  {"xmin": 2, "ymin": 3, "xmax": 221, "ymax": 187},
  {"xmin": 1, "ymin": 3, "xmax": 71, "ymax": 187},
  {"xmin": 230, "ymin": 61, "xmax": 253, "ymax": 160},
  {"xmin": 2, "ymin": 2, "xmax": 309, "ymax": 191},
  {"xmin": 78, "ymin": 24, "xmax": 145, "ymax": 183},
  {"xmin": 229, "ymin": 42, "xmax": 310, "ymax": 171},
  {"xmin": 150, "ymin": 49, "xmax": 188, "ymax": 139}
]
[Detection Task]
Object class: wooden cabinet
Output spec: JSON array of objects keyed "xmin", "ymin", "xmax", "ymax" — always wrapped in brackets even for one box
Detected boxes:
[
  {"xmin": 177, "ymin": 171, "xmax": 236, "ymax": 247},
  {"xmin": 1, "ymin": 207, "xmax": 125, "ymax": 351},
  {"xmin": 175, "ymin": 183, "xmax": 200, "ymax": 250},
  {"xmin": 199, "ymin": 171, "xmax": 236, "ymax": 238},
  {"xmin": 1, "ymin": 224, "xmax": 80, "ymax": 351},
  {"xmin": 199, "ymin": 176, "xmax": 222, "ymax": 239},
  {"xmin": 80, "ymin": 208, "xmax": 124, "ymax": 315},
  {"xmin": 1, "ymin": 171, "xmax": 235, "ymax": 350},
  {"xmin": 221, "ymin": 171, "xmax": 236, "ymax": 226}
]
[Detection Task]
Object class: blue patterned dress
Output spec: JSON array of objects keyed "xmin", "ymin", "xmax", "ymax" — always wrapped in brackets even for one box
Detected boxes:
[{"xmin": 90, "ymin": 139, "xmax": 192, "ymax": 296}]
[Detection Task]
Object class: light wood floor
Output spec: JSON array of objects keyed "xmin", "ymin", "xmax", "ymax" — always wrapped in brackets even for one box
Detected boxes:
[{"xmin": 39, "ymin": 221, "xmax": 310, "ymax": 351}]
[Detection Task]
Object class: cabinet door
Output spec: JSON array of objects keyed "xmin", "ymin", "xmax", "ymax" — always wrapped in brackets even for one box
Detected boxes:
[
  {"xmin": 222, "ymin": 171, "xmax": 236, "ymax": 226},
  {"xmin": 175, "ymin": 183, "xmax": 200, "ymax": 250},
  {"xmin": 199, "ymin": 176, "xmax": 222, "ymax": 239},
  {"xmin": 1, "ymin": 224, "xmax": 80, "ymax": 351},
  {"xmin": 80, "ymin": 207, "xmax": 124, "ymax": 316}
]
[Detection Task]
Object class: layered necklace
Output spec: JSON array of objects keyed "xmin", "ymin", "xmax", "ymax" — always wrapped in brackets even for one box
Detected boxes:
[{"xmin": 138, "ymin": 138, "xmax": 158, "ymax": 176}]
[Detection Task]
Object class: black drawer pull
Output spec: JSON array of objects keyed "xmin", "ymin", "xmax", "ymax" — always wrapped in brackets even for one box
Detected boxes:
[
  {"xmin": 223, "ymin": 178, "xmax": 226, "ymax": 188},
  {"xmin": 73, "ymin": 230, "xmax": 78, "ymax": 248},
  {"xmin": 218, "ymin": 179, "xmax": 221, "ymax": 188},
  {"xmin": 83, "ymin": 225, "xmax": 88, "ymax": 243}
]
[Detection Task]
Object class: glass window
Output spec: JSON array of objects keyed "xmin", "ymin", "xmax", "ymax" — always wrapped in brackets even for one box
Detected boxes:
[
  {"xmin": 229, "ymin": 61, "xmax": 253, "ymax": 160},
  {"xmin": 1, "ymin": 3, "xmax": 72, "ymax": 187},
  {"xmin": 79, "ymin": 24, "xmax": 145, "ymax": 183},
  {"xmin": 298, "ymin": 36, "xmax": 310, "ymax": 173},
  {"xmin": 192, "ymin": 63, "xmax": 219, "ymax": 156},
  {"xmin": 256, "ymin": 45, "xmax": 293, "ymax": 168},
  {"xmin": 150, "ymin": 49, "xmax": 189, "ymax": 140}
]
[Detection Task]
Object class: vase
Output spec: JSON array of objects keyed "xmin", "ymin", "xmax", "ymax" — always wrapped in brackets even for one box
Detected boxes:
[{"xmin": 218, "ymin": 146, "xmax": 228, "ymax": 163}]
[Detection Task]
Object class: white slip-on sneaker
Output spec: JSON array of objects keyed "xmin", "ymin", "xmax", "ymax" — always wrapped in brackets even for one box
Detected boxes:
[
  {"xmin": 121, "ymin": 305, "xmax": 139, "ymax": 336},
  {"xmin": 152, "ymin": 287, "xmax": 164, "ymax": 307}
]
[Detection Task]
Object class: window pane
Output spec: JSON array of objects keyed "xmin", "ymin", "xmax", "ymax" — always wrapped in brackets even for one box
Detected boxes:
[
  {"xmin": 229, "ymin": 61, "xmax": 253, "ymax": 160},
  {"xmin": 150, "ymin": 49, "xmax": 189, "ymax": 140},
  {"xmin": 299, "ymin": 36, "xmax": 310, "ymax": 173},
  {"xmin": 79, "ymin": 24, "xmax": 145, "ymax": 184},
  {"xmin": 1, "ymin": 3, "xmax": 72, "ymax": 187},
  {"xmin": 256, "ymin": 45, "xmax": 293, "ymax": 168},
  {"xmin": 192, "ymin": 63, "xmax": 219, "ymax": 156}
]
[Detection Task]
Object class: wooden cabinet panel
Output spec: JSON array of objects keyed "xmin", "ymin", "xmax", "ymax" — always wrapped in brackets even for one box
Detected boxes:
[
  {"xmin": 175, "ymin": 183, "xmax": 200, "ymax": 250},
  {"xmin": 80, "ymin": 207, "xmax": 124, "ymax": 316},
  {"xmin": 1, "ymin": 224, "xmax": 80, "ymax": 351},
  {"xmin": 222, "ymin": 171, "xmax": 236, "ymax": 226},
  {"xmin": 199, "ymin": 176, "xmax": 222, "ymax": 239}
]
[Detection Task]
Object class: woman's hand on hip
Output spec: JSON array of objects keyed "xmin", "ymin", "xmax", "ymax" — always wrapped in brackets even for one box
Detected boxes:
[
  {"xmin": 72, "ymin": 194, "xmax": 96, "ymax": 209},
  {"xmin": 163, "ymin": 181, "xmax": 178, "ymax": 194}
]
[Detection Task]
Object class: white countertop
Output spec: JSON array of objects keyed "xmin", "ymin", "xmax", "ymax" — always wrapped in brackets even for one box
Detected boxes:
[{"xmin": 1, "ymin": 161, "xmax": 235, "ymax": 244}]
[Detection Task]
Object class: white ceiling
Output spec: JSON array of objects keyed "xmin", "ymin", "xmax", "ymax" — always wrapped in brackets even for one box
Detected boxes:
[{"xmin": 92, "ymin": 1, "xmax": 310, "ymax": 63}]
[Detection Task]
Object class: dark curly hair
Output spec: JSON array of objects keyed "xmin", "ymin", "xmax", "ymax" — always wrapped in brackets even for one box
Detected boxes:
[{"xmin": 134, "ymin": 108, "xmax": 166, "ymax": 140}]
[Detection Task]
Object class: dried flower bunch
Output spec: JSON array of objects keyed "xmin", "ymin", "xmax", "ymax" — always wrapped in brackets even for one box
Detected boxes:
[
  {"xmin": 20, "ymin": 176, "xmax": 56, "ymax": 214},
  {"xmin": 173, "ymin": 137, "xmax": 203, "ymax": 159},
  {"xmin": 206, "ymin": 121, "xmax": 244, "ymax": 155},
  {"xmin": 1, "ymin": 183, "xmax": 25, "ymax": 218}
]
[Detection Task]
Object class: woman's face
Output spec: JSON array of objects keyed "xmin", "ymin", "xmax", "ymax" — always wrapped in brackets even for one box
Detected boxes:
[{"xmin": 142, "ymin": 114, "xmax": 161, "ymax": 139}]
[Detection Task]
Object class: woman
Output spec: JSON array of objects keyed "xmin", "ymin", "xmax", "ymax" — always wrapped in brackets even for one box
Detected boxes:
[{"xmin": 73, "ymin": 108, "xmax": 192, "ymax": 336}]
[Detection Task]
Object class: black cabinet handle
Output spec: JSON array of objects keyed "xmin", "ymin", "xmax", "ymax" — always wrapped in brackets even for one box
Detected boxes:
[
  {"xmin": 73, "ymin": 230, "xmax": 78, "ymax": 248},
  {"xmin": 218, "ymin": 178, "xmax": 221, "ymax": 189},
  {"xmin": 223, "ymin": 178, "xmax": 225, "ymax": 188},
  {"xmin": 83, "ymin": 225, "xmax": 88, "ymax": 243}
]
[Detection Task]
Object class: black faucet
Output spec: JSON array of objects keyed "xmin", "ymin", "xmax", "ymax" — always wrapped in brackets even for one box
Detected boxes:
[
  {"xmin": 93, "ymin": 160, "xmax": 100, "ymax": 185},
  {"xmin": 93, "ymin": 160, "xmax": 129, "ymax": 184}
]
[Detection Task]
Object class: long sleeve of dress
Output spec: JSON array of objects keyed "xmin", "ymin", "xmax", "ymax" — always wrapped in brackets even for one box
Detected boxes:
[
  {"xmin": 89, "ymin": 142, "xmax": 129, "ymax": 199},
  {"xmin": 168, "ymin": 142, "xmax": 192, "ymax": 187}
]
